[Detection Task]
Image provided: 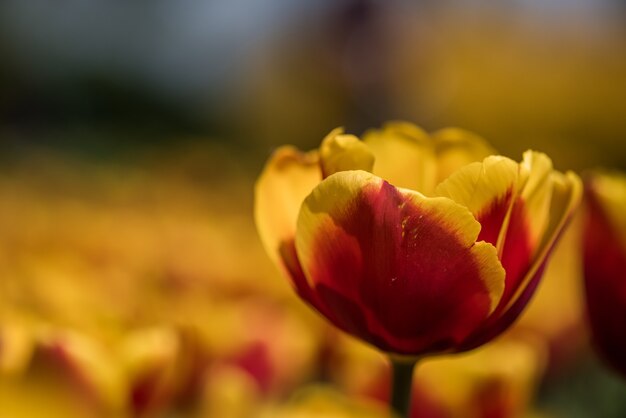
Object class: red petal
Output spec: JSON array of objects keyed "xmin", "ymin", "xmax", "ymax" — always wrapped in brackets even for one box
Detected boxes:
[
  {"xmin": 495, "ymin": 197, "xmax": 534, "ymax": 308},
  {"xmin": 296, "ymin": 171, "xmax": 504, "ymax": 355}
]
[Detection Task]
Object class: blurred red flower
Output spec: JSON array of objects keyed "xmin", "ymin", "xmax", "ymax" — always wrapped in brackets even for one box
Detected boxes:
[{"xmin": 583, "ymin": 172, "xmax": 626, "ymax": 378}]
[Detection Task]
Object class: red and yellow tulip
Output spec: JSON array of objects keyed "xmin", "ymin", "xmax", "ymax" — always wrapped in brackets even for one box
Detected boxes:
[
  {"xmin": 583, "ymin": 171, "xmax": 626, "ymax": 378},
  {"xmin": 255, "ymin": 122, "xmax": 581, "ymax": 357}
]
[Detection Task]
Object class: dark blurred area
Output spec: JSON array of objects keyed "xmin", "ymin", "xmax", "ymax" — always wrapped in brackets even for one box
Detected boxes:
[{"xmin": 2, "ymin": 0, "xmax": 626, "ymax": 170}]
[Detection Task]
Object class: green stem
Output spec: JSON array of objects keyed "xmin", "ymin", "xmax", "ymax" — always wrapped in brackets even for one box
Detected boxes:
[{"xmin": 390, "ymin": 359, "xmax": 417, "ymax": 418}]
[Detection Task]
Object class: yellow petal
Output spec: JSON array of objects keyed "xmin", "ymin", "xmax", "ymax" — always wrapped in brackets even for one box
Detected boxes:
[
  {"xmin": 361, "ymin": 121, "xmax": 437, "ymax": 194},
  {"xmin": 435, "ymin": 155, "xmax": 520, "ymax": 252},
  {"xmin": 254, "ymin": 146, "xmax": 321, "ymax": 265},
  {"xmin": 505, "ymin": 170, "xmax": 582, "ymax": 311},
  {"xmin": 319, "ymin": 127, "xmax": 375, "ymax": 178},
  {"xmin": 517, "ymin": 151, "xmax": 555, "ymax": 252},
  {"xmin": 432, "ymin": 128, "xmax": 497, "ymax": 183}
]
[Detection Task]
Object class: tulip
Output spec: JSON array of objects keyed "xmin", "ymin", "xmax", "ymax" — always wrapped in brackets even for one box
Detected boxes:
[
  {"xmin": 255, "ymin": 122, "xmax": 581, "ymax": 416},
  {"xmin": 583, "ymin": 171, "xmax": 626, "ymax": 378}
]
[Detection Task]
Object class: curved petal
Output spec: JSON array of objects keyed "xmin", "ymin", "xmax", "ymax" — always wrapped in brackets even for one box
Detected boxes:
[
  {"xmin": 488, "ymin": 151, "xmax": 555, "ymax": 306},
  {"xmin": 319, "ymin": 128, "xmax": 375, "ymax": 178},
  {"xmin": 431, "ymin": 128, "xmax": 497, "ymax": 183},
  {"xmin": 295, "ymin": 170, "xmax": 505, "ymax": 355},
  {"xmin": 435, "ymin": 156, "xmax": 520, "ymax": 250},
  {"xmin": 437, "ymin": 151, "xmax": 566, "ymax": 311},
  {"xmin": 278, "ymin": 239, "xmax": 319, "ymax": 306},
  {"xmin": 517, "ymin": 151, "xmax": 555, "ymax": 252},
  {"xmin": 460, "ymin": 170, "xmax": 582, "ymax": 350},
  {"xmin": 505, "ymin": 170, "xmax": 582, "ymax": 310},
  {"xmin": 435, "ymin": 155, "xmax": 530, "ymax": 312},
  {"xmin": 496, "ymin": 152, "xmax": 560, "ymax": 307},
  {"xmin": 361, "ymin": 121, "xmax": 437, "ymax": 195},
  {"xmin": 254, "ymin": 146, "xmax": 321, "ymax": 266}
]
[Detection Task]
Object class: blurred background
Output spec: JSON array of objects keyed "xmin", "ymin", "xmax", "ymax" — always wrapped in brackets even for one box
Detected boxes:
[{"xmin": 1, "ymin": 1, "xmax": 626, "ymax": 417}]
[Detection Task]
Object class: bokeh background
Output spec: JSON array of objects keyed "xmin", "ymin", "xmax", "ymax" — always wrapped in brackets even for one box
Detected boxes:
[{"xmin": 1, "ymin": 1, "xmax": 626, "ymax": 417}]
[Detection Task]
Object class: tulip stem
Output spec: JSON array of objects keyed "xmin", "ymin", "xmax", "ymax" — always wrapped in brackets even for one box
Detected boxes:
[{"xmin": 390, "ymin": 359, "xmax": 416, "ymax": 417}]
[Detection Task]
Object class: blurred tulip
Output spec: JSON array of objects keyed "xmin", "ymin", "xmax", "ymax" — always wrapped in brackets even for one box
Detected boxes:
[
  {"xmin": 231, "ymin": 300, "xmax": 319, "ymax": 395},
  {"xmin": 203, "ymin": 299, "xmax": 320, "ymax": 397},
  {"xmin": 255, "ymin": 122, "xmax": 581, "ymax": 357},
  {"xmin": 583, "ymin": 171, "xmax": 626, "ymax": 378},
  {"xmin": 0, "ymin": 328, "xmax": 126, "ymax": 418},
  {"xmin": 120, "ymin": 327, "xmax": 207, "ymax": 417}
]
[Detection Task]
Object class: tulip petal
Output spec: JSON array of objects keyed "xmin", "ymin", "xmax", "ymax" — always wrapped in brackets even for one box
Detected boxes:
[
  {"xmin": 460, "ymin": 171, "xmax": 582, "ymax": 350},
  {"xmin": 517, "ymin": 151, "xmax": 555, "ymax": 252},
  {"xmin": 431, "ymin": 128, "xmax": 497, "ymax": 183},
  {"xmin": 254, "ymin": 146, "xmax": 321, "ymax": 266},
  {"xmin": 437, "ymin": 151, "xmax": 563, "ymax": 310},
  {"xmin": 319, "ymin": 128, "xmax": 375, "ymax": 178},
  {"xmin": 435, "ymin": 155, "xmax": 520, "ymax": 250},
  {"xmin": 496, "ymin": 152, "xmax": 555, "ymax": 305},
  {"xmin": 505, "ymin": 170, "xmax": 582, "ymax": 311},
  {"xmin": 279, "ymin": 238, "xmax": 376, "ymax": 346},
  {"xmin": 278, "ymin": 239, "xmax": 320, "ymax": 307},
  {"xmin": 295, "ymin": 170, "xmax": 504, "ymax": 355},
  {"xmin": 362, "ymin": 122, "xmax": 438, "ymax": 194}
]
